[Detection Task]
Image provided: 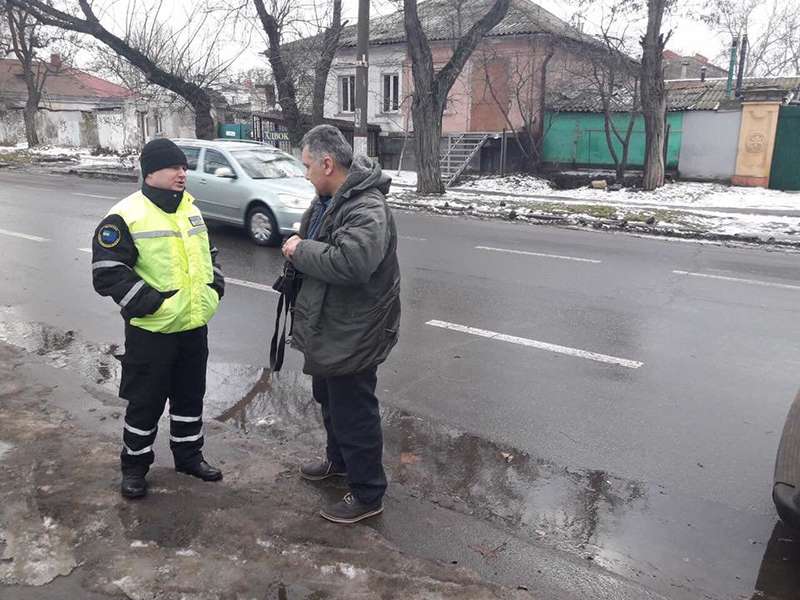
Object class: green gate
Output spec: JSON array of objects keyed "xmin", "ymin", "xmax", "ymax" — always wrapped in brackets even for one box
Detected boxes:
[{"xmin": 769, "ymin": 106, "xmax": 800, "ymax": 191}]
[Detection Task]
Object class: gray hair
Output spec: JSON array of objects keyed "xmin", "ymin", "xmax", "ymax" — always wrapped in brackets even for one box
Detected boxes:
[{"xmin": 301, "ymin": 124, "xmax": 353, "ymax": 169}]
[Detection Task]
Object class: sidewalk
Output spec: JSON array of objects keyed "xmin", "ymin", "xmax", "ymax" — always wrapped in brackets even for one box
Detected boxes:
[
  {"xmin": 0, "ymin": 340, "xmax": 526, "ymax": 599},
  {"xmin": 0, "ymin": 311, "xmax": 671, "ymax": 600}
]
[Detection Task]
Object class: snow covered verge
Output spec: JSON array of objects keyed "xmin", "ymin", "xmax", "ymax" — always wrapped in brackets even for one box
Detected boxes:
[
  {"xmin": 0, "ymin": 143, "xmax": 136, "ymax": 171},
  {"xmin": 387, "ymin": 173, "xmax": 800, "ymax": 248}
]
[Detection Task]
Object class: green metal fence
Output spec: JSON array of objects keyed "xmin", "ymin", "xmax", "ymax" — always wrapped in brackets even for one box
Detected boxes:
[
  {"xmin": 543, "ymin": 112, "xmax": 684, "ymax": 169},
  {"xmin": 769, "ymin": 106, "xmax": 800, "ymax": 191}
]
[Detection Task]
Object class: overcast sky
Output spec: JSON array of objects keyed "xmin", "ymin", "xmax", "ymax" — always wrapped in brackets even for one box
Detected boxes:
[
  {"xmin": 79, "ymin": 0, "xmax": 742, "ymax": 76},
  {"xmin": 271, "ymin": 0, "xmax": 735, "ymax": 69}
]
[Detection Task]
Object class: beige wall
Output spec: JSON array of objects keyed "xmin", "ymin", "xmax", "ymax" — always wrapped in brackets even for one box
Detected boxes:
[{"xmin": 732, "ymin": 101, "xmax": 782, "ymax": 187}]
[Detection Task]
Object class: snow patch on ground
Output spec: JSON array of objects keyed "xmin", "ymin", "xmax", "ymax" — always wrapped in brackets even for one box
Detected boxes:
[
  {"xmin": 0, "ymin": 144, "xmax": 136, "ymax": 170},
  {"xmin": 390, "ymin": 170, "xmax": 417, "ymax": 187},
  {"xmin": 320, "ymin": 563, "xmax": 367, "ymax": 579},
  {"xmin": 559, "ymin": 181, "xmax": 800, "ymax": 211},
  {"xmin": 458, "ymin": 174, "xmax": 553, "ymax": 194}
]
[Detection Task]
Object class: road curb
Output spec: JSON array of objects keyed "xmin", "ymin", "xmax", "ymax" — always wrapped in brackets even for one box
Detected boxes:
[{"xmin": 63, "ymin": 167, "xmax": 138, "ymax": 182}]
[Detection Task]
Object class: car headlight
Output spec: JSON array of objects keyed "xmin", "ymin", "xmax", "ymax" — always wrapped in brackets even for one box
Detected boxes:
[{"xmin": 277, "ymin": 193, "xmax": 311, "ymax": 209}]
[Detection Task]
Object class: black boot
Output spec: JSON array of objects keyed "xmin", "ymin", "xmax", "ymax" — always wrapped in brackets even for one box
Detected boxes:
[
  {"xmin": 175, "ymin": 460, "xmax": 223, "ymax": 482},
  {"xmin": 121, "ymin": 470, "xmax": 147, "ymax": 499}
]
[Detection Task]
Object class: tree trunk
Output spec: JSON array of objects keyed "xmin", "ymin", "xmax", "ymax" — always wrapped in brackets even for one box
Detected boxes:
[
  {"xmin": 602, "ymin": 110, "xmax": 621, "ymax": 176},
  {"xmin": 617, "ymin": 114, "xmax": 635, "ymax": 181},
  {"xmin": 412, "ymin": 93, "xmax": 445, "ymax": 194},
  {"xmin": 640, "ymin": 0, "xmax": 668, "ymax": 191},
  {"xmin": 312, "ymin": 0, "xmax": 342, "ymax": 125},
  {"xmin": 23, "ymin": 98, "xmax": 39, "ymax": 147},
  {"xmin": 192, "ymin": 96, "xmax": 215, "ymax": 140},
  {"xmin": 532, "ymin": 45, "xmax": 554, "ymax": 171},
  {"xmin": 254, "ymin": 0, "xmax": 305, "ymax": 148},
  {"xmin": 403, "ymin": 0, "xmax": 510, "ymax": 194}
]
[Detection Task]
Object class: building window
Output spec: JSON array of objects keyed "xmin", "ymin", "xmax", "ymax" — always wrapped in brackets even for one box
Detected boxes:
[
  {"xmin": 154, "ymin": 113, "xmax": 163, "ymax": 134},
  {"xmin": 383, "ymin": 73, "xmax": 399, "ymax": 112},
  {"xmin": 339, "ymin": 75, "xmax": 355, "ymax": 113},
  {"xmin": 137, "ymin": 111, "xmax": 148, "ymax": 143}
]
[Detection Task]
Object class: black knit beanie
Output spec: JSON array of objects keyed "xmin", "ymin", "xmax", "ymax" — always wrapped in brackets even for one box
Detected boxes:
[{"xmin": 140, "ymin": 138, "xmax": 188, "ymax": 178}]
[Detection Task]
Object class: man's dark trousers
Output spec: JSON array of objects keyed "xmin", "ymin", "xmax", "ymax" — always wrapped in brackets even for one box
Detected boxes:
[
  {"xmin": 312, "ymin": 366, "xmax": 387, "ymax": 505},
  {"xmin": 119, "ymin": 324, "xmax": 208, "ymax": 474}
]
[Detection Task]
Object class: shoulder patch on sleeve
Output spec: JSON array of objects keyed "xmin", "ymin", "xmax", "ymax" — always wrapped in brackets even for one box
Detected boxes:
[{"xmin": 98, "ymin": 224, "xmax": 121, "ymax": 248}]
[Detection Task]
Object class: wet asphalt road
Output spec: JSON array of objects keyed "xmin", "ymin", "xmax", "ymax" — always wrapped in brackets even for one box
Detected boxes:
[{"xmin": 1, "ymin": 169, "xmax": 799, "ymax": 599}]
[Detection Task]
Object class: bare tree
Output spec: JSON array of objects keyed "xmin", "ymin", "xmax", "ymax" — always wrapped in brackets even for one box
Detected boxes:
[
  {"xmin": 251, "ymin": 0, "xmax": 343, "ymax": 147},
  {"xmin": 404, "ymin": 0, "xmax": 512, "ymax": 194},
  {"xmin": 474, "ymin": 36, "xmax": 563, "ymax": 173},
  {"xmin": 596, "ymin": 58, "xmax": 639, "ymax": 181},
  {"xmin": 704, "ymin": 0, "xmax": 800, "ymax": 77},
  {"xmin": 7, "ymin": 0, "xmax": 246, "ymax": 140},
  {"xmin": 563, "ymin": 5, "xmax": 641, "ymax": 181},
  {"xmin": 640, "ymin": 0, "xmax": 671, "ymax": 190},
  {"xmin": 0, "ymin": 1, "xmax": 72, "ymax": 146}
]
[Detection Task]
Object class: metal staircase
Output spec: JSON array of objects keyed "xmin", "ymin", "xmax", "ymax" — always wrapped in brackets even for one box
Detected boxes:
[{"xmin": 440, "ymin": 133, "xmax": 491, "ymax": 187}]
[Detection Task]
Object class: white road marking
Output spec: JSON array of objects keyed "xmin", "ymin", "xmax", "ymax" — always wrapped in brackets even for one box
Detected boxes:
[
  {"xmin": 400, "ymin": 235, "xmax": 428, "ymax": 242},
  {"xmin": 226, "ymin": 277, "xmax": 279, "ymax": 294},
  {"xmin": 0, "ymin": 228, "xmax": 49, "ymax": 242},
  {"xmin": 72, "ymin": 192, "xmax": 116, "ymax": 200},
  {"xmin": 476, "ymin": 245, "xmax": 602, "ymax": 264},
  {"xmin": 673, "ymin": 270, "xmax": 800, "ymax": 291},
  {"xmin": 426, "ymin": 320, "xmax": 643, "ymax": 369},
  {"xmin": 78, "ymin": 248, "xmax": 91, "ymax": 253}
]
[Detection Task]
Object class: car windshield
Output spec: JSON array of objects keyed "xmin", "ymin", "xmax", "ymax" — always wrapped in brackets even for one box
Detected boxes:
[{"xmin": 231, "ymin": 149, "xmax": 305, "ymax": 179}]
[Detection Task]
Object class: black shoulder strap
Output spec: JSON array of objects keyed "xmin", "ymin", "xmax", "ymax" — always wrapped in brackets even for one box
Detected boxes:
[{"xmin": 269, "ymin": 264, "xmax": 300, "ymax": 373}]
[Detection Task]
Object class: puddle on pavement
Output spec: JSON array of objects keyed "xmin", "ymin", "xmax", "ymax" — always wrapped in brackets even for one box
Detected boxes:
[
  {"xmin": 1, "ymin": 311, "xmax": 797, "ymax": 600},
  {"xmin": 0, "ymin": 307, "xmax": 120, "ymax": 391},
  {"xmin": 0, "ymin": 440, "xmax": 12, "ymax": 461}
]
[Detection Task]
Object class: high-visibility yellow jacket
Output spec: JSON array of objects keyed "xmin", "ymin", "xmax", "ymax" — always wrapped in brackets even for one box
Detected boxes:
[{"xmin": 92, "ymin": 190, "xmax": 221, "ymax": 333}]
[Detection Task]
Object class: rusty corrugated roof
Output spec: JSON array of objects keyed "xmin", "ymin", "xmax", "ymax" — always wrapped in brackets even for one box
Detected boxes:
[
  {"xmin": 665, "ymin": 77, "xmax": 800, "ymax": 110},
  {"xmin": 0, "ymin": 58, "xmax": 132, "ymax": 103}
]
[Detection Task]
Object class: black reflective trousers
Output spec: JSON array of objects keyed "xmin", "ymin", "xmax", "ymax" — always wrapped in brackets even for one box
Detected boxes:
[{"xmin": 118, "ymin": 324, "xmax": 208, "ymax": 474}]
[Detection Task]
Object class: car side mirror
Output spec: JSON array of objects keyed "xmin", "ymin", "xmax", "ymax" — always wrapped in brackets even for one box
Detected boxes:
[{"xmin": 215, "ymin": 167, "xmax": 236, "ymax": 179}]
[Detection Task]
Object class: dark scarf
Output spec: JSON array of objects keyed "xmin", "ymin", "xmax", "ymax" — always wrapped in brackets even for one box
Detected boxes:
[{"xmin": 142, "ymin": 182, "xmax": 184, "ymax": 214}]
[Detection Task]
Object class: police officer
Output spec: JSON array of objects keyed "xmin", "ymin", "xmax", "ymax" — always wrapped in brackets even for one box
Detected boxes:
[{"xmin": 92, "ymin": 138, "xmax": 225, "ymax": 499}]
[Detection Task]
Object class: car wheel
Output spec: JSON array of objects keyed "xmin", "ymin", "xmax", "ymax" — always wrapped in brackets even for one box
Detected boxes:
[{"xmin": 246, "ymin": 205, "xmax": 281, "ymax": 246}]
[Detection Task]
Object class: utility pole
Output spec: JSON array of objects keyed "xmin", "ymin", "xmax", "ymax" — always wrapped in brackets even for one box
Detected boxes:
[
  {"xmin": 354, "ymin": 0, "xmax": 369, "ymax": 156},
  {"xmin": 735, "ymin": 33, "xmax": 748, "ymax": 99},
  {"xmin": 726, "ymin": 37, "xmax": 738, "ymax": 98}
]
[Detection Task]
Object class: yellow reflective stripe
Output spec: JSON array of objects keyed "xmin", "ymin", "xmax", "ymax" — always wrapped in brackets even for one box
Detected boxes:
[
  {"xmin": 188, "ymin": 225, "xmax": 208, "ymax": 236},
  {"xmin": 131, "ymin": 230, "xmax": 181, "ymax": 240}
]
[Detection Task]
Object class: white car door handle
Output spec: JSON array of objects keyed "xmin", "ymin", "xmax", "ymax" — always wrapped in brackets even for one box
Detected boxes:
[{"xmin": 199, "ymin": 178, "xmax": 208, "ymax": 184}]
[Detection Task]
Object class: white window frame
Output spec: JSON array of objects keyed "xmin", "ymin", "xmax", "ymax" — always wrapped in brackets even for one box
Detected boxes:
[
  {"xmin": 339, "ymin": 75, "xmax": 356, "ymax": 113},
  {"xmin": 382, "ymin": 72, "xmax": 400, "ymax": 113}
]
